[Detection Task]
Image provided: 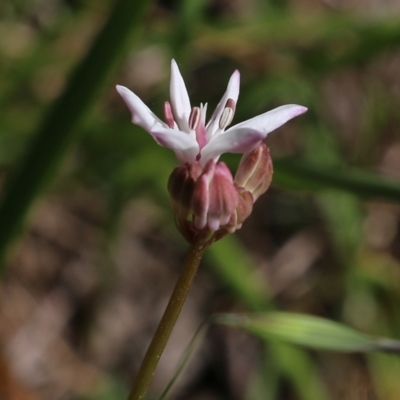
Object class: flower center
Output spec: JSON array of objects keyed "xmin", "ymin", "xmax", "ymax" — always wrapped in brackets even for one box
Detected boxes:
[
  {"xmin": 190, "ymin": 106, "xmax": 207, "ymax": 152},
  {"xmin": 163, "ymin": 97, "xmax": 237, "ymax": 162}
]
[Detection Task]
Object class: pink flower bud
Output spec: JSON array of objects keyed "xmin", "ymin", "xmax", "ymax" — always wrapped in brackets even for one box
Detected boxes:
[
  {"xmin": 234, "ymin": 143, "xmax": 273, "ymax": 201},
  {"xmin": 167, "ymin": 160, "xmax": 243, "ymax": 246},
  {"xmin": 192, "ymin": 161, "xmax": 239, "ymax": 231},
  {"xmin": 219, "ymin": 187, "xmax": 251, "ymax": 232},
  {"xmin": 168, "ymin": 162, "xmax": 203, "ymax": 219}
]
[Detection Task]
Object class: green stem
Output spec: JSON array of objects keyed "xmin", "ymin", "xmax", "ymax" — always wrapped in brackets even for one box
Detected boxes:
[{"xmin": 127, "ymin": 244, "xmax": 205, "ymax": 400}]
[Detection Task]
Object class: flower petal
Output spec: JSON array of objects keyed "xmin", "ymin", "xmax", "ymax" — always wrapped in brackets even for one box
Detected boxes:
[
  {"xmin": 229, "ymin": 104, "xmax": 307, "ymax": 137},
  {"xmin": 206, "ymin": 70, "xmax": 240, "ymax": 139},
  {"xmin": 200, "ymin": 128, "xmax": 265, "ymax": 165},
  {"xmin": 207, "ymin": 162, "xmax": 238, "ymax": 230},
  {"xmin": 150, "ymin": 126, "xmax": 199, "ymax": 163},
  {"xmin": 116, "ymin": 85, "xmax": 165, "ymax": 131},
  {"xmin": 116, "ymin": 85, "xmax": 199, "ymax": 163},
  {"xmin": 170, "ymin": 60, "xmax": 191, "ymax": 132}
]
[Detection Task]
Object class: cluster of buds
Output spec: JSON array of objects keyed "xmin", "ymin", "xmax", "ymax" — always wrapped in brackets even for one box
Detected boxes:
[
  {"xmin": 168, "ymin": 144, "xmax": 272, "ymax": 247},
  {"xmin": 117, "ymin": 59, "xmax": 306, "ymax": 247}
]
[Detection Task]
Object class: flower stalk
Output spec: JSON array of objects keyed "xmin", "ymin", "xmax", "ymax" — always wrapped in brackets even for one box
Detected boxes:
[
  {"xmin": 127, "ymin": 244, "xmax": 206, "ymax": 400},
  {"xmin": 118, "ymin": 59, "xmax": 307, "ymax": 400}
]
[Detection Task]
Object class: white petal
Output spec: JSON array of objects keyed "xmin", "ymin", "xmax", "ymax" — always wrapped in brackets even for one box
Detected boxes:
[
  {"xmin": 229, "ymin": 104, "xmax": 307, "ymax": 137},
  {"xmin": 170, "ymin": 60, "xmax": 191, "ymax": 132},
  {"xmin": 200, "ymin": 128, "xmax": 264, "ymax": 166},
  {"xmin": 116, "ymin": 85, "xmax": 199, "ymax": 163},
  {"xmin": 206, "ymin": 70, "xmax": 240, "ymax": 139},
  {"xmin": 151, "ymin": 126, "xmax": 199, "ymax": 163},
  {"xmin": 116, "ymin": 85, "xmax": 165, "ymax": 131}
]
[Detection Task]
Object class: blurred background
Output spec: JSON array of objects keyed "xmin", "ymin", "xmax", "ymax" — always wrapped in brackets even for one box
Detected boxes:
[{"xmin": 1, "ymin": 0, "xmax": 400, "ymax": 399}]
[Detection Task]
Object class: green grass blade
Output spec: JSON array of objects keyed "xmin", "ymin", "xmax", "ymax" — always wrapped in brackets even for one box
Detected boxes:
[
  {"xmin": 216, "ymin": 312, "xmax": 400, "ymax": 353},
  {"xmin": 274, "ymin": 158, "xmax": 400, "ymax": 202},
  {"xmin": 158, "ymin": 319, "xmax": 210, "ymax": 400},
  {"xmin": 207, "ymin": 238, "xmax": 332, "ymax": 400},
  {"xmin": 0, "ymin": 0, "xmax": 151, "ymax": 269}
]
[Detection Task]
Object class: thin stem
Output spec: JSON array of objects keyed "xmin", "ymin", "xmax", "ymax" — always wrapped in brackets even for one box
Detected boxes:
[{"xmin": 127, "ymin": 244, "xmax": 205, "ymax": 400}]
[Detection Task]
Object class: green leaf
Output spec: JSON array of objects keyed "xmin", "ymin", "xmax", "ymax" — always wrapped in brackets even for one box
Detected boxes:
[{"xmin": 215, "ymin": 312, "xmax": 400, "ymax": 353}]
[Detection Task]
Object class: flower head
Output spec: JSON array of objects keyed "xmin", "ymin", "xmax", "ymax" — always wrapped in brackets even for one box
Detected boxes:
[
  {"xmin": 167, "ymin": 144, "xmax": 276, "ymax": 246},
  {"xmin": 116, "ymin": 60, "xmax": 307, "ymax": 166},
  {"xmin": 117, "ymin": 61, "xmax": 307, "ymax": 246}
]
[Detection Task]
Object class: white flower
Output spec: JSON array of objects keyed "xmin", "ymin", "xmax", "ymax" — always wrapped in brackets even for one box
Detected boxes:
[{"xmin": 116, "ymin": 59, "xmax": 307, "ymax": 166}]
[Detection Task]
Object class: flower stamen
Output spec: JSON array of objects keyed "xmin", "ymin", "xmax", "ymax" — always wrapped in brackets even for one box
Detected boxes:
[
  {"xmin": 219, "ymin": 98, "xmax": 236, "ymax": 130},
  {"xmin": 163, "ymin": 101, "xmax": 175, "ymax": 129},
  {"xmin": 189, "ymin": 107, "xmax": 201, "ymax": 131}
]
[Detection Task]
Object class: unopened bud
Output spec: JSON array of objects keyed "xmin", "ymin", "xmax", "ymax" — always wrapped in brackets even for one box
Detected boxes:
[
  {"xmin": 168, "ymin": 162, "xmax": 203, "ymax": 219},
  {"xmin": 167, "ymin": 160, "xmax": 242, "ymax": 246},
  {"xmin": 224, "ymin": 187, "xmax": 254, "ymax": 234},
  {"xmin": 234, "ymin": 144, "xmax": 273, "ymax": 201},
  {"xmin": 192, "ymin": 161, "xmax": 239, "ymax": 231}
]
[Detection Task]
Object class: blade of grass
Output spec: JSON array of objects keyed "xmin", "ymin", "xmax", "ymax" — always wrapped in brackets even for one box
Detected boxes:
[
  {"xmin": 207, "ymin": 238, "xmax": 331, "ymax": 400},
  {"xmin": 0, "ymin": 0, "xmax": 151, "ymax": 270},
  {"xmin": 197, "ymin": 15, "xmax": 400, "ymax": 72},
  {"xmin": 216, "ymin": 312, "xmax": 400, "ymax": 353},
  {"xmin": 299, "ymin": 18, "xmax": 400, "ymax": 72},
  {"xmin": 158, "ymin": 319, "xmax": 210, "ymax": 400},
  {"xmin": 274, "ymin": 158, "xmax": 400, "ymax": 202}
]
